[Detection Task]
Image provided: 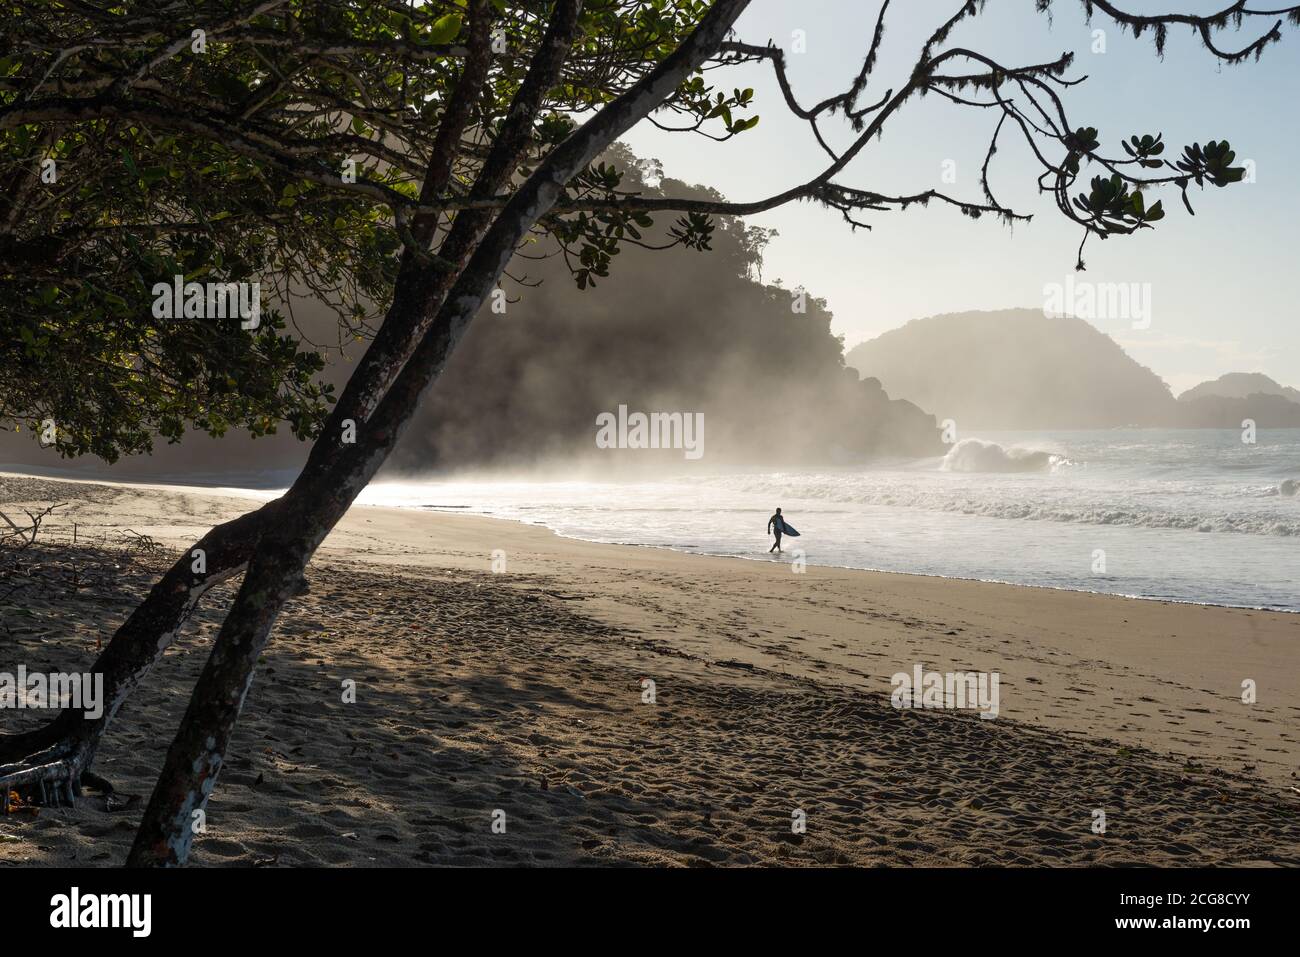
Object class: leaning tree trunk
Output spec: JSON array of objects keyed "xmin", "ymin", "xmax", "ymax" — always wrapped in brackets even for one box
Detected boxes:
[
  {"xmin": 126, "ymin": 0, "xmax": 752, "ymax": 866},
  {"xmin": 0, "ymin": 504, "xmax": 273, "ymax": 806},
  {"xmin": 0, "ymin": 1, "xmax": 502, "ymax": 809}
]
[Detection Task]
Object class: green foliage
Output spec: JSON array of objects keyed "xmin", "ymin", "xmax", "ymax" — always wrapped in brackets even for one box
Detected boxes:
[
  {"xmin": 0, "ymin": 1, "xmax": 736, "ymax": 460},
  {"xmin": 1, "ymin": 294, "xmax": 333, "ymax": 462},
  {"xmin": 1062, "ymin": 126, "xmax": 1100, "ymax": 175},
  {"xmin": 1120, "ymin": 132, "xmax": 1165, "ymax": 169},
  {"xmin": 1073, "ymin": 173, "xmax": 1164, "ymax": 235},
  {"xmin": 0, "ymin": 118, "xmax": 392, "ymax": 458},
  {"xmin": 1064, "ymin": 126, "xmax": 1245, "ymax": 241},
  {"xmin": 1176, "ymin": 140, "xmax": 1246, "ymax": 188}
]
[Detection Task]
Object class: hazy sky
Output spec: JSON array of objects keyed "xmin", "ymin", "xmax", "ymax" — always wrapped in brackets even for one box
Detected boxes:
[{"xmin": 621, "ymin": 0, "xmax": 1300, "ymax": 395}]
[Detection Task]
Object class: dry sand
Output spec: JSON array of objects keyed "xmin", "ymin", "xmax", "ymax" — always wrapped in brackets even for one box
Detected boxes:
[{"xmin": 1, "ymin": 472, "xmax": 1297, "ymax": 866}]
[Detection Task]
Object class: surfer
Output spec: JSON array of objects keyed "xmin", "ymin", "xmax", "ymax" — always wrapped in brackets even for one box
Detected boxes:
[{"xmin": 767, "ymin": 507, "xmax": 785, "ymax": 553}]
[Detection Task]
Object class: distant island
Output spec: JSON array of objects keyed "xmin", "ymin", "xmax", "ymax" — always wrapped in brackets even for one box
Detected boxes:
[
  {"xmin": 846, "ymin": 309, "xmax": 1300, "ymax": 430},
  {"xmin": 1177, "ymin": 372, "xmax": 1300, "ymax": 405}
]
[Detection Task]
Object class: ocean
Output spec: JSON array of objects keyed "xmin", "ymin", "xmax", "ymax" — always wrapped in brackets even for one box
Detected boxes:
[{"xmin": 358, "ymin": 429, "xmax": 1300, "ymax": 612}]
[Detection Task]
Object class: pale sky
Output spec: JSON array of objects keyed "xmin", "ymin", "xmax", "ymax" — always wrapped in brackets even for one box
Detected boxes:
[{"xmin": 621, "ymin": 0, "xmax": 1300, "ymax": 395}]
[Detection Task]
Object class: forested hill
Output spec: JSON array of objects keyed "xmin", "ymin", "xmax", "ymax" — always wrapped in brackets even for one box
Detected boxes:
[
  {"xmin": 388, "ymin": 146, "xmax": 942, "ymax": 471},
  {"xmin": 846, "ymin": 309, "xmax": 1175, "ymax": 429},
  {"xmin": 0, "ymin": 146, "xmax": 944, "ymax": 478}
]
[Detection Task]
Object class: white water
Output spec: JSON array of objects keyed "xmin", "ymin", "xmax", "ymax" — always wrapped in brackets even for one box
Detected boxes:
[{"xmin": 360, "ymin": 428, "xmax": 1300, "ymax": 611}]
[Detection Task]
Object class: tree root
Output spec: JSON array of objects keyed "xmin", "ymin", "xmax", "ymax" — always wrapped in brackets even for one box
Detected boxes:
[{"xmin": 0, "ymin": 739, "xmax": 91, "ymax": 813}]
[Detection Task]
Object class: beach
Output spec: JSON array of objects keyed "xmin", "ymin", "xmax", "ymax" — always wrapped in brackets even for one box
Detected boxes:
[{"xmin": 1, "ymin": 473, "xmax": 1297, "ymax": 866}]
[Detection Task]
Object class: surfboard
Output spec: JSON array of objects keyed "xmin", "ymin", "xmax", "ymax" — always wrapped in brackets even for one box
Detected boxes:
[{"xmin": 780, "ymin": 520, "xmax": 800, "ymax": 537}]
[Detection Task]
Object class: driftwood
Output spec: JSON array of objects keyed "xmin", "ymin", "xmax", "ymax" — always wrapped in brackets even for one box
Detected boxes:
[
  {"xmin": 0, "ymin": 502, "xmax": 67, "ymax": 550},
  {"xmin": 119, "ymin": 529, "xmax": 164, "ymax": 556}
]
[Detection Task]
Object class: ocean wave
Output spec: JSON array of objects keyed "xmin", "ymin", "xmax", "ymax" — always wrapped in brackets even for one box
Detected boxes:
[
  {"xmin": 900, "ymin": 500, "xmax": 1300, "ymax": 535},
  {"xmin": 940, "ymin": 438, "xmax": 1069, "ymax": 474},
  {"xmin": 693, "ymin": 472, "xmax": 1300, "ymax": 536}
]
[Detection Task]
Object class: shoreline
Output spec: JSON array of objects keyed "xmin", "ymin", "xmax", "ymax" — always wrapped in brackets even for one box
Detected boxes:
[
  {"xmin": 416, "ymin": 504, "xmax": 1300, "ymax": 616},
  {"xmin": 9, "ymin": 465, "xmax": 1291, "ymax": 614}
]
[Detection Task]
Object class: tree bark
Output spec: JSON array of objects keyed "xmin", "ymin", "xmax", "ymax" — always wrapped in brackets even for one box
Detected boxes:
[{"xmin": 126, "ymin": 0, "xmax": 751, "ymax": 867}]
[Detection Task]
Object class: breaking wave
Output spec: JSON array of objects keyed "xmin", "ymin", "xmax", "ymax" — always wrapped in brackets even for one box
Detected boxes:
[
  {"xmin": 694, "ymin": 467, "xmax": 1300, "ymax": 537},
  {"xmin": 940, "ymin": 438, "xmax": 1068, "ymax": 473}
]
